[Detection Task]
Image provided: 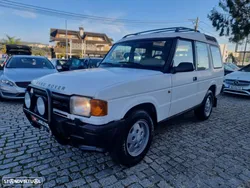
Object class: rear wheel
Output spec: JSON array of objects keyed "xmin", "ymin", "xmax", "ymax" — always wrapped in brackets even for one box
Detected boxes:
[
  {"xmin": 194, "ymin": 90, "xmax": 214, "ymax": 120},
  {"xmin": 111, "ymin": 110, "xmax": 154, "ymax": 166}
]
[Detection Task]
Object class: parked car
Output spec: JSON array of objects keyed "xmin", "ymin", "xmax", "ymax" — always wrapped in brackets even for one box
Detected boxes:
[
  {"xmin": 23, "ymin": 27, "xmax": 223, "ymax": 166},
  {"xmin": 0, "ymin": 58, "xmax": 4, "ymax": 69},
  {"xmin": 224, "ymin": 62, "xmax": 240, "ymax": 75},
  {"xmin": 50, "ymin": 58, "xmax": 67, "ymax": 71},
  {"xmin": 0, "ymin": 45, "xmax": 32, "ymax": 69},
  {"xmin": 61, "ymin": 58, "xmax": 87, "ymax": 71},
  {"xmin": 81, "ymin": 57, "xmax": 103, "ymax": 68},
  {"xmin": 6, "ymin": 44, "xmax": 32, "ymax": 55},
  {"xmin": 223, "ymin": 64, "xmax": 250, "ymax": 96},
  {"xmin": 0, "ymin": 55, "xmax": 57, "ymax": 99}
]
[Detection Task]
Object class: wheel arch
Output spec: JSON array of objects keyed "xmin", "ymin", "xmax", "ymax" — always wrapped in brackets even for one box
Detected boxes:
[
  {"xmin": 124, "ymin": 102, "xmax": 157, "ymax": 125},
  {"xmin": 208, "ymin": 84, "xmax": 216, "ymax": 96}
]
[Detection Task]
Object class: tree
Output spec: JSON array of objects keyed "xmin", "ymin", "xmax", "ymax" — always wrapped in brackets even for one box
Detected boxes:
[
  {"xmin": 208, "ymin": 0, "xmax": 250, "ymax": 42},
  {"xmin": 1, "ymin": 45, "xmax": 6, "ymax": 54},
  {"xmin": 2, "ymin": 35, "xmax": 21, "ymax": 44}
]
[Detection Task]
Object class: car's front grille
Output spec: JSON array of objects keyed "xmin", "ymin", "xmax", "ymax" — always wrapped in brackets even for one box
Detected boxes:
[
  {"xmin": 52, "ymin": 93, "xmax": 70, "ymax": 113},
  {"xmin": 15, "ymin": 82, "xmax": 31, "ymax": 88},
  {"xmin": 224, "ymin": 79, "xmax": 250, "ymax": 86},
  {"xmin": 26, "ymin": 87, "xmax": 70, "ymax": 121}
]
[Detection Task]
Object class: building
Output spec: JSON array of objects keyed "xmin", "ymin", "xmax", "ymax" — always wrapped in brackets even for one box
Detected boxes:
[{"xmin": 50, "ymin": 27, "xmax": 113, "ymax": 58}]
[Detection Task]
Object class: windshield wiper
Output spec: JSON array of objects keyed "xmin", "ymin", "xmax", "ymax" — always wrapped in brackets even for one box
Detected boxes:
[
  {"xmin": 119, "ymin": 62, "xmax": 143, "ymax": 67},
  {"xmin": 100, "ymin": 62, "xmax": 115, "ymax": 66}
]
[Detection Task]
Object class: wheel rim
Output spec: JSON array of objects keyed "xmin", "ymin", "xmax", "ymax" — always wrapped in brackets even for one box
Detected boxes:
[
  {"xmin": 126, "ymin": 120, "xmax": 150, "ymax": 157},
  {"xmin": 204, "ymin": 95, "xmax": 212, "ymax": 116}
]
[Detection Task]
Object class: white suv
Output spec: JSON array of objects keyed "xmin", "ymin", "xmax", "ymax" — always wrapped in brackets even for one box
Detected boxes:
[{"xmin": 23, "ymin": 27, "xmax": 224, "ymax": 166}]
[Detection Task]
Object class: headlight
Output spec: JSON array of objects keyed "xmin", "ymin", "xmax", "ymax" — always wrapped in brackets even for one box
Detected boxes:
[
  {"xmin": 24, "ymin": 92, "xmax": 31, "ymax": 108},
  {"xmin": 1, "ymin": 79, "xmax": 15, "ymax": 87},
  {"xmin": 70, "ymin": 96, "xmax": 91, "ymax": 117},
  {"xmin": 37, "ymin": 97, "xmax": 45, "ymax": 115},
  {"xmin": 70, "ymin": 96, "xmax": 107, "ymax": 117}
]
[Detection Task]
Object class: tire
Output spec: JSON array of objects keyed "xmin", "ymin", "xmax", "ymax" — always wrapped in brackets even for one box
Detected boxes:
[
  {"xmin": 194, "ymin": 90, "xmax": 214, "ymax": 120},
  {"xmin": 111, "ymin": 110, "xmax": 154, "ymax": 167}
]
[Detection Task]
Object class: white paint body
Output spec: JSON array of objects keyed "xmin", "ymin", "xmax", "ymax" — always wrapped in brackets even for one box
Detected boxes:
[
  {"xmin": 33, "ymin": 65, "xmax": 223, "ymax": 125},
  {"xmin": 31, "ymin": 31, "xmax": 224, "ymax": 126},
  {"xmin": 223, "ymin": 71, "xmax": 250, "ymax": 96}
]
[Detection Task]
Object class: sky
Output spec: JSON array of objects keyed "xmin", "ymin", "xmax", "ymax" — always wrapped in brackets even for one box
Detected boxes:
[{"xmin": 0, "ymin": 0, "xmax": 237, "ymax": 50}]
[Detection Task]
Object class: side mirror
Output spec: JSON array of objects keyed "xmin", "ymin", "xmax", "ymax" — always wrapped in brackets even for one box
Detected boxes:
[{"xmin": 173, "ymin": 62, "xmax": 194, "ymax": 73}]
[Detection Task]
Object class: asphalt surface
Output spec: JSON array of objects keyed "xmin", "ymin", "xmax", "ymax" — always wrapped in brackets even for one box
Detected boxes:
[{"xmin": 0, "ymin": 94, "xmax": 250, "ymax": 188}]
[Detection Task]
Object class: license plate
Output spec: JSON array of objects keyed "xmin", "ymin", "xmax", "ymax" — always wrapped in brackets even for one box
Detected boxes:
[
  {"xmin": 31, "ymin": 115, "xmax": 50, "ymax": 133},
  {"xmin": 230, "ymin": 85, "xmax": 243, "ymax": 90}
]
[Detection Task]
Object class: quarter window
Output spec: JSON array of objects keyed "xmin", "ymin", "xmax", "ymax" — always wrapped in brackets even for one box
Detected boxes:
[
  {"xmin": 196, "ymin": 42, "xmax": 209, "ymax": 70},
  {"xmin": 173, "ymin": 40, "xmax": 194, "ymax": 67},
  {"xmin": 210, "ymin": 46, "xmax": 223, "ymax": 68}
]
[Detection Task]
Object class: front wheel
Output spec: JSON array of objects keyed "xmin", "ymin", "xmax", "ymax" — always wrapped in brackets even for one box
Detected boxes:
[
  {"xmin": 194, "ymin": 90, "xmax": 214, "ymax": 120},
  {"xmin": 111, "ymin": 110, "xmax": 154, "ymax": 167}
]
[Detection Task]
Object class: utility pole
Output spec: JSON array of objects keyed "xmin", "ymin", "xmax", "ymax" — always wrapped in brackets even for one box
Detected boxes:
[
  {"xmin": 194, "ymin": 17, "xmax": 199, "ymax": 31},
  {"xmin": 81, "ymin": 39, "xmax": 83, "ymax": 58},
  {"xmin": 84, "ymin": 40, "xmax": 86, "ymax": 57},
  {"xmin": 65, "ymin": 20, "xmax": 68, "ymax": 59},
  {"xmin": 242, "ymin": 36, "xmax": 249, "ymax": 66},
  {"xmin": 69, "ymin": 39, "xmax": 72, "ymax": 58}
]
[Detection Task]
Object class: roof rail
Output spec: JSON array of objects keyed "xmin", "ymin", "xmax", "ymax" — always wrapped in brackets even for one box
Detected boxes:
[
  {"xmin": 204, "ymin": 34, "xmax": 217, "ymax": 43},
  {"xmin": 123, "ymin": 27, "xmax": 200, "ymax": 38}
]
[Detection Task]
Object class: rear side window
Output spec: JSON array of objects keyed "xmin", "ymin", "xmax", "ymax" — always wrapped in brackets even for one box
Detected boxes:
[
  {"xmin": 173, "ymin": 40, "xmax": 194, "ymax": 67},
  {"xmin": 210, "ymin": 46, "xmax": 222, "ymax": 68},
  {"xmin": 196, "ymin": 42, "xmax": 209, "ymax": 70}
]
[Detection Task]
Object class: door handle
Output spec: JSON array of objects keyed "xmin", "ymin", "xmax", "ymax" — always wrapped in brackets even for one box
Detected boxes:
[{"xmin": 193, "ymin": 77, "xmax": 197, "ymax": 81}]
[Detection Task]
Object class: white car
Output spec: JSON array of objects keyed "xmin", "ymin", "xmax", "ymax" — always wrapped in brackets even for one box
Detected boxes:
[
  {"xmin": 223, "ymin": 64, "xmax": 250, "ymax": 96},
  {"xmin": 23, "ymin": 27, "xmax": 224, "ymax": 166}
]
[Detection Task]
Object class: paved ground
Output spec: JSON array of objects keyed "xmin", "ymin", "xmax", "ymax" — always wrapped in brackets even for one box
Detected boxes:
[{"xmin": 0, "ymin": 94, "xmax": 250, "ymax": 188}]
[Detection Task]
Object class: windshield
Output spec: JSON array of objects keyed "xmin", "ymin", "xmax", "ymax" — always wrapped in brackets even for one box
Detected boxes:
[
  {"xmin": 225, "ymin": 63, "xmax": 239, "ymax": 71},
  {"xmin": 240, "ymin": 64, "xmax": 250, "ymax": 72},
  {"xmin": 58, "ymin": 60, "xmax": 67, "ymax": 65},
  {"xmin": 6, "ymin": 56, "xmax": 54, "ymax": 69},
  {"xmin": 90, "ymin": 59, "xmax": 102, "ymax": 64},
  {"xmin": 68, "ymin": 59, "xmax": 83, "ymax": 67},
  {"xmin": 100, "ymin": 39, "xmax": 173, "ymax": 70}
]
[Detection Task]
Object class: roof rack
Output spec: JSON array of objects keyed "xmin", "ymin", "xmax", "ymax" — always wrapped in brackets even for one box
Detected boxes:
[
  {"xmin": 123, "ymin": 27, "xmax": 200, "ymax": 38},
  {"xmin": 204, "ymin": 34, "xmax": 217, "ymax": 43}
]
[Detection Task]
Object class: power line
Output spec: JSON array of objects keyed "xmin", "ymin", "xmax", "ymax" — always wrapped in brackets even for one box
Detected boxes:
[{"xmin": 0, "ymin": 0, "xmax": 193, "ymax": 25}]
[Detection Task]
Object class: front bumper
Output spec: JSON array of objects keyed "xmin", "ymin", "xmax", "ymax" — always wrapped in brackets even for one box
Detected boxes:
[
  {"xmin": 23, "ymin": 85, "xmax": 125, "ymax": 151},
  {"xmin": 223, "ymin": 83, "xmax": 250, "ymax": 96},
  {"xmin": 0, "ymin": 84, "xmax": 26, "ymax": 99},
  {"xmin": 24, "ymin": 108, "xmax": 125, "ymax": 150}
]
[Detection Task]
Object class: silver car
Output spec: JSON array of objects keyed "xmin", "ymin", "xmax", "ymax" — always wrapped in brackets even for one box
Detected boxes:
[{"xmin": 0, "ymin": 55, "xmax": 57, "ymax": 99}]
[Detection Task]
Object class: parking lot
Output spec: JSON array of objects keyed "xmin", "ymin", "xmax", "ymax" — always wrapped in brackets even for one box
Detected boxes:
[{"xmin": 0, "ymin": 94, "xmax": 250, "ymax": 188}]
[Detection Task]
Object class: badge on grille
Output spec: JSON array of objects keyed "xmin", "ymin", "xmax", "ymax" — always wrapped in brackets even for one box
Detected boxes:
[{"xmin": 234, "ymin": 80, "xmax": 239, "ymax": 85}]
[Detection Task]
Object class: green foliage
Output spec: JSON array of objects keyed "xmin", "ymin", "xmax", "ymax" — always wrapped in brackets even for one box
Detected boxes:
[
  {"xmin": 208, "ymin": 0, "xmax": 250, "ymax": 42},
  {"xmin": 2, "ymin": 35, "xmax": 21, "ymax": 44},
  {"xmin": 1, "ymin": 45, "xmax": 6, "ymax": 54},
  {"xmin": 57, "ymin": 53, "xmax": 66, "ymax": 59},
  {"xmin": 32, "ymin": 47, "xmax": 50, "ymax": 56}
]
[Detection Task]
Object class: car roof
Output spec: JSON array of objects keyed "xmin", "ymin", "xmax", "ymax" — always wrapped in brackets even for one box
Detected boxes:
[
  {"xmin": 11, "ymin": 55, "xmax": 47, "ymax": 59},
  {"xmin": 117, "ymin": 27, "xmax": 218, "ymax": 46}
]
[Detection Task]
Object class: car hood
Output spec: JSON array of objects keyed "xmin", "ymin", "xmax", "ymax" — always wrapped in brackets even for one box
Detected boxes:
[
  {"xmin": 3, "ymin": 68, "xmax": 57, "ymax": 82},
  {"xmin": 32, "ymin": 67, "xmax": 162, "ymax": 96},
  {"xmin": 225, "ymin": 71, "xmax": 250, "ymax": 81}
]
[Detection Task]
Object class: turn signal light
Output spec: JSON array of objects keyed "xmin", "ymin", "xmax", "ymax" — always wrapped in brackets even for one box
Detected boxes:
[{"xmin": 90, "ymin": 99, "xmax": 108, "ymax": 116}]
